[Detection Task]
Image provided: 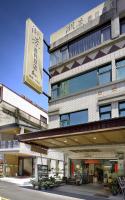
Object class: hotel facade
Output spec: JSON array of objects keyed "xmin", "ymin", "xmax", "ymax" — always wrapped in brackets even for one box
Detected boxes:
[{"xmin": 19, "ymin": 0, "xmax": 125, "ymax": 182}]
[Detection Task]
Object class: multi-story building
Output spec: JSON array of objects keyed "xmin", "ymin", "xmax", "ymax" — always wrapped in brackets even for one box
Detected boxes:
[
  {"xmin": 18, "ymin": 0, "xmax": 125, "ymax": 182},
  {"xmin": 0, "ymin": 84, "xmax": 48, "ymax": 177}
]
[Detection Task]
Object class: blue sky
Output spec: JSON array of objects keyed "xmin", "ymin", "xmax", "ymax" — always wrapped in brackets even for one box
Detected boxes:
[{"xmin": 0, "ymin": 0, "xmax": 104, "ymax": 110}]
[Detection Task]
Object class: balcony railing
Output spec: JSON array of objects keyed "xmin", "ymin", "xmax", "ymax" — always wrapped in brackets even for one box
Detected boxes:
[{"xmin": 0, "ymin": 140, "xmax": 19, "ymax": 149}]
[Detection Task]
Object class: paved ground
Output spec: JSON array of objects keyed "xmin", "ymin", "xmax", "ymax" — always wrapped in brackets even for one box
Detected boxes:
[
  {"xmin": 0, "ymin": 181, "xmax": 123, "ymax": 200},
  {"xmin": 0, "ymin": 177, "xmax": 31, "ymax": 186}
]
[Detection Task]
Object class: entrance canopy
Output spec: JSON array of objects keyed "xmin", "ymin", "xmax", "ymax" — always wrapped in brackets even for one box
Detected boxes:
[{"xmin": 17, "ymin": 117, "xmax": 125, "ymax": 151}]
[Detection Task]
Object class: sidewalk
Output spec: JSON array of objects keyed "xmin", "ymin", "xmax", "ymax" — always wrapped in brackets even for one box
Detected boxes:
[{"xmin": 0, "ymin": 177, "xmax": 32, "ymax": 186}]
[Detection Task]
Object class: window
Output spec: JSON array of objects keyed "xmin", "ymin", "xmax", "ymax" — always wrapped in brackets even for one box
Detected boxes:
[
  {"xmin": 101, "ymin": 26, "xmax": 111, "ymax": 42},
  {"xmin": 68, "ymin": 70, "xmax": 98, "ymax": 94},
  {"xmin": 116, "ymin": 59, "xmax": 125, "ymax": 80},
  {"xmin": 69, "ymin": 30, "xmax": 101, "ymax": 58},
  {"xmin": 50, "ymin": 24, "xmax": 111, "ymax": 66},
  {"xmin": 40, "ymin": 115, "xmax": 47, "ymax": 124},
  {"xmin": 51, "ymin": 63, "xmax": 112, "ymax": 99},
  {"xmin": 120, "ymin": 19, "xmax": 125, "ymax": 34},
  {"xmin": 60, "ymin": 110, "xmax": 88, "ymax": 127},
  {"xmin": 60, "ymin": 46, "xmax": 69, "ymax": 62},
  {"xmin": 60, "ymin": 114, "xmax": 70, "ymax": 127},
  {"xmin": 119, "ymin": 102, "xmax": 125, "ymax": 117},
  {"xmin": 51, "ymin": 84, "xmax": 60, "ymax": 99},
  {"xmin": 98, "ymin": 64, "xmax": 112, "ymax": 85},
  {"xmin": 99, "ymin": 104, "xmax": 111, "ymax": 120}
]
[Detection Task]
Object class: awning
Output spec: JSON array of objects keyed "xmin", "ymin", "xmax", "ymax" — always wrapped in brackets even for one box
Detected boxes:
[{"xmin": 17, "ymin": 117, "xmax": 125, "ymax": 150}]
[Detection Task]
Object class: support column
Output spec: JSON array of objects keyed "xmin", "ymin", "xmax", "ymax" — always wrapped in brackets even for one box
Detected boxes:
[
  {"xmin": 111, "ymin": 16, "xmax": 120, "ymax": 39},
  {"xmin": 19, "ymin": 126, "xmax": 24, "ymax": 134},
  {"xmin": 35, "ymin": 156, "xmax": 42, "ymax": 181},
  {"xmin": 112, "ymin": 59, "xmax": 116, "ymax": 82},
  {"xmin": 111, "ymin": 0, "xmax": 120, "ymax": 39},
  {"xmin": 64, "ymin": 154, "xmax": 70, "ymax": 177}
]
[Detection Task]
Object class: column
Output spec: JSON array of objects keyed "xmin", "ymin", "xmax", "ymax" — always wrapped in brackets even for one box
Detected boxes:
[{"xmin": 111, "ymin": 16, "xmax": 120, "ymax": 39}]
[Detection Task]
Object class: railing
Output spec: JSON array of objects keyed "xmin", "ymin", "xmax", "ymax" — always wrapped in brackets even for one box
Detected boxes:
[{"xmin": 0, "ymin": 140, "xmax": 19, "ymax": 149}]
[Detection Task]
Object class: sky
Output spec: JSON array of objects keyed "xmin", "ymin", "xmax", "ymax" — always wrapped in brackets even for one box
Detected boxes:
[{"xmin": 0, "ymin": 0, "xmax": 105, "ymax": 111}]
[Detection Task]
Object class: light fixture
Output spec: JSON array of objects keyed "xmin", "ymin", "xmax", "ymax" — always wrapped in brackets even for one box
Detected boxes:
[
  {"xmin": 64, "ymin": 140, "xmax": 67, "ymax": 143},
  {"xmin": 93, "ymin": 137, "xmax": 96, "ymax": 140}
]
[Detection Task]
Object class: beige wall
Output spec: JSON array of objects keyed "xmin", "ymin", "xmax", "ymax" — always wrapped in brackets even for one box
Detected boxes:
[{"xmin": 49, "ymin": 47, "xmax": 125, "ymax": 129}]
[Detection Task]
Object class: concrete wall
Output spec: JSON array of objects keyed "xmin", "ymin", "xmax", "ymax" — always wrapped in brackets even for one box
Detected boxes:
[
  {"xmin": 0, "ymin": 105, "xmax": 15, "ymax": 126},
  {"xmin": 49, "ymin": 46, "xmax": 125, "ymax": 128},
  {"xmin": 2, "ymin": 86, "xmax": 48, "ymax": 121}
]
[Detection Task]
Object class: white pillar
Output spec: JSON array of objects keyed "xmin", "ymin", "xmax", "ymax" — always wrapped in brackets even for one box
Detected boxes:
[{"xmin": 64, "ymin": 154, "xmax": 70, "ymax": 177}]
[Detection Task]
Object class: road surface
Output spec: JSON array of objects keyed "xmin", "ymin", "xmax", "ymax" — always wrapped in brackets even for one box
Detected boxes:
[{"xmin": 0, "ymin": 181, "xmax": 120, "ymax": 200}]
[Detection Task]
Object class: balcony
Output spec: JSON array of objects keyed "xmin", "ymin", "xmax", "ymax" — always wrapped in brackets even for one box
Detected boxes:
[{"xmin": 0, "ymin": 140, "xmax": 19, "ymax": 150}]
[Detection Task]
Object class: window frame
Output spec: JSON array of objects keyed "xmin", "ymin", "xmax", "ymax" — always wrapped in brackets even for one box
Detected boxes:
[
  {"xmin": 116, "ymin": 58, "xmax": 125, "ymax": 81},
  {"xmin": 50, "ymin": 23, "xmax": 111, "ymax": 67},
  {"xmin": 40, "ymin": 115, "xmax": 47, "ymax": 124},
  {"xmin": 60, "ymin": 109, "xmax": 88, "ymax": 127},
  {"xmin": 51, "ymin": 84, "xmax": 60, "ymax": 99},
  {"xmin": 118, "ymin": 101, "xmax": 125, "ymax": 117},
  {"xmin": 99, "ymin": 104, "xmax": 111, "ymax": 120},
  {"xmin": 60, "ymin": 114, "xmax": 70, "ymax": 127},
  {"xmin": 101, "ymin": 25, "xmax": 111, "ymax": 43},
  {"xmin": 120, "ymin": 18, "xmax": 125, "ymax": 35},
  {"xmin": 97, "ymin": 63, "xmax": 112, "ymax": 85},
  {"xmin": 51, "ymin": 62, "xmax": 112, "ymax": 100}
]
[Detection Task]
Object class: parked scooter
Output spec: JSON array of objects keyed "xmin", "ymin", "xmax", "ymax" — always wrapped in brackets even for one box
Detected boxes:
[{"xmin": 109, "ymin": 177, "xmax": 121, "ymax": 196}]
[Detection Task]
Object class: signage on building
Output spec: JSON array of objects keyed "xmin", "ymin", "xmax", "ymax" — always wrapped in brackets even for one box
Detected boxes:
[
  {"xmin": 37, "ymin": 164, "xmax": 48, "ymax": 181},
  {"xmin": 50, "ymin": 0, "xmax": 115, "ymax": 44},
  {"xmin": 23, "ymin": 18, "xmax": 43, "ymax": 94}
]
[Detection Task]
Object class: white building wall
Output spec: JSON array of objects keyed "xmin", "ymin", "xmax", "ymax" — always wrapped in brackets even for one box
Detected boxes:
[
  {"xmin": 49, "ymin": 47, "xmax": 125, "ymax": 129},
  {"xmin": 0, "ymin": 106, "xmax": 15, "ymax": 126},
  {"xmin": 47, "ymin": 149, "xmax": 64, "ymax": 161},
  {"xmin": 49, "ymin": 81, "xmax": 125, "ymax": 128},
  {"xmin": 2, "ymin": 86, "xmax": 48, "ymax": 121}
]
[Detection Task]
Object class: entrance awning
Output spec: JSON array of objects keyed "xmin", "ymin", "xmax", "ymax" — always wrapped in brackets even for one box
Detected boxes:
[{"xmin": 17, "ymin": 117, "xmax": 125, "ymax": 150}]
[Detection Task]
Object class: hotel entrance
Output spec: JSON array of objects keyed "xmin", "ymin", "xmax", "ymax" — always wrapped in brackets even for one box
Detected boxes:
[
  {"xmin": 18, "ymin": 117, "xmax": 125, "ymax": 182},
  {"xmin": 69, "ymin": 159, "xmax": 118, "ymax": 184}
]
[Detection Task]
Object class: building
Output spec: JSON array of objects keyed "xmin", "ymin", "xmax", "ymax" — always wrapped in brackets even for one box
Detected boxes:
[
  {"xmin": 0, "ymin": 84, "xmax": 48, "ymax": 177},
  {"xmin": 18, "ymin": 0, "xmax": 125, "ymax": 183}
]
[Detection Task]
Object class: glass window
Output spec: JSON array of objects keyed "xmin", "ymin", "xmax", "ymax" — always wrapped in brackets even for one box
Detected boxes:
[
  {"xmin": 98, "ymin": 64, "xmax": 112, "ymax": 85},
  {"xmin": 60, "ymin": 46, "xmax": 69, "ymax": 62},
  {"xmin": 101, "ymin": 26, "xmax": 111, "ymax": 42},
  {"xmin": 40, "ymin": 115, "xmax": 47, "ymax": 124},
  {"xmin": 116, "ymin": 59, "xmax": 125, "ymax": 80},
  {"xmin": 60, "ymin": 114, "xmax": 70, "ymax": 127},
  {"xmin": 60, "ymin": 110, "xmax": 88, "ymax": 127},
  {"xmin": 51, "ymin": 63, "xmax": 112, "ymax": 99},
  {"xmin": 60, "ymin": 81, "xmax": 69, "ymax": 97},
  {"xmin": 51, "ymin": 84, "xmax": 59, "ymax": 99},
  {"xmin": 119, "ymin": 102, "xmax": 125, "ymax": 117},
  {"xmin": 70, "ymin": 110, "xmax": 88, "ymax": 126},
  {"xmin": 50, "ymin": 25, "xmax": 111, "ymax": 67},
  {"xmin": 69, "ymin": 70, "xmax": 98, "ymax": 94},
  {"xmin": 121, "ymin": 20, "xmax": 125, "ymax": 34},
  {"xmin": 69, "ymin": 30, "xmax": 101, "ymax": 58},
  {"xmin": 99, "ymin": 104, "xmax": 111, "ymax": 120}
]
